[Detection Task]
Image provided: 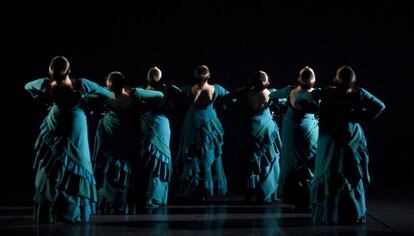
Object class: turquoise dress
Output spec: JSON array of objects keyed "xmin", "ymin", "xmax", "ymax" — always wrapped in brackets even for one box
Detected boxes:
[
  {"xmin": 224, "ymin": 87, "xmax": 282, "ymax": 203},
  {"xmin": 310, "ymin": 87, "xmax": 385, "ymax": 224},
  {"xmin": 140, "ymin": 84, "xmax": 181, "ymax": 207},
  {"xmin": 25, "ymin": 78, "xmax": 112, "ymax": 223},
  {"xmin": 176, "ymin": 84, "xmax": 228, "ymax": 198},
  {"xmin": 269, "ymin": 86, "xmax": 319, "ymax": 209},
  {"xmin": 93, "ymin": 88, "xmax": 164, "ymax": 214}
]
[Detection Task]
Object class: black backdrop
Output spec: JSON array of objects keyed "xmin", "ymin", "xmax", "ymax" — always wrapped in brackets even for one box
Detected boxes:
[{"xmin": 1, "ymin": 0, "xmax": 412, "ymax": 204}]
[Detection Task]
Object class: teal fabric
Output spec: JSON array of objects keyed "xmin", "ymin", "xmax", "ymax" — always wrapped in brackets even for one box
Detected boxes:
[
  {"xmin": 139, "ymin": 84, "xmax": 184, "ymax": 207},
  {"xmin": 26, "ymin": 78, "xmax": 111, "ymax": 223},
  {"xmin": 93, "ymin": 110, "xmax": 136, "ymax": 215},
  {"xmin": 25, "ymin": 78, "xmax": 52, "ymax": 106},
  {"xmin": 93, "ymin": 88, "xmax": 164, "ymax": 213},
  {"xmin": 141, "ymin": 111, "xmax": 172, "ymax": 165},
  {"xmin": 246, "ymin": 109, "xmax": 282, "ymax": 202},
  {"xmin": 141, "ymin": 112, "xmax": 172, "ymax": 206},
  {"xmin": 310, "ymin": 87, "xmax": 385, "ymax": 224},
  {"xmin": 269, "ymin": 86, "xmax": 319, "ymax": 209},
  {"xmin": 224, "ymin": 87, "xmax": 282, "ymax": 203},
  {"xmin": 176, "ymin": 84, "xmax": 228, "ymax": 198}
]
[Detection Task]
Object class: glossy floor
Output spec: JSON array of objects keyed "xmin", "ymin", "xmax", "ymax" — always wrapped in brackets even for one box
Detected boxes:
[{"xmin": 1, "ymin": 195, "xmax": 413, "ymax": 236}]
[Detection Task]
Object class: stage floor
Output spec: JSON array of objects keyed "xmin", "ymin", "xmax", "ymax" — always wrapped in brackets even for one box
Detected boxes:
[{"xmin": 1, "ymin": 194, "xmax": 413, "ymax": 236}]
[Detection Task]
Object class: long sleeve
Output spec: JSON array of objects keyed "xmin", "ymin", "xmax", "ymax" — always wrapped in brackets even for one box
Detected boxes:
[
  {"xmin": 215, "ymin": 84, "xmax": 229, "ymax": 100},
  {"xmin": 80, "ymin": 93, "xmax": 111, "ymax": 114},
  {"xmin": 169, "ymin": 84, "xmax": 183, "ymax": 96},
  {"xmin": 24, "ymin": 77, "xmax": 51, "ymax": 105},
  {"xmin": 269, "ymin": 86, "xmax": 291, "ymax": 101},
  {"xmin": 221, "ymin": 86, "xmax": 247, "ymax": 112},
  {"xmin": 360, "ymin": 88, "xmax": 386, "ymax": 121},
  {"xmin": 294, "ymin": 92, "xmax": 313, "ymax": 102},
  {"xmin": 223, "ymin": 86, "xmax": 246, "ymax": 101},
  {"xmin": 169, "ymin": 84, "xmax": 187, "ymax": 105},
  {"xmin": 78, "ymin": 78, "xmax": 112, "ymax": 99},
  {"xmin": 213, "ymin": 85, "xmax": 229, "ymax": 113},
  {"xmin": 179, "ymin": 85, "xmax": 191, "ymax": 99},
  {"xmin": 294, "ymin": 89, "xmax": 320, "ymax": 113},
  {"xmin": 133, "ymin": 88, "xmax": 164, "ymax": 102},
  {"xmin": 168, "ymin": 84, "xmax": 190, "ymax": 110}
]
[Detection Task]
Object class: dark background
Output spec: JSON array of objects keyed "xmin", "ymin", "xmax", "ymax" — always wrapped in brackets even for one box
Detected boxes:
[{"xmin": 1, "ymin": 1, "xmax": 412, "ymax": 204}]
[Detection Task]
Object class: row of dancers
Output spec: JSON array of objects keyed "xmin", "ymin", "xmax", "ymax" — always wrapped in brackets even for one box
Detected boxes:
[{"xmin": 25, "ymin": 56, "xmax": 385, "ymax": 225}]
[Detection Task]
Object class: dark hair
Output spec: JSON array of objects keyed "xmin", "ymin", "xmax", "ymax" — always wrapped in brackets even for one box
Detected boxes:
[
  {"xmin": 194, "ymin": 65, "xmax": 210, "ymax": 85},
  {"xmin": 48, "ymin": 56, "xmax": 70, "ymax": 82},
  {"xmin": 298, "ymin": 66, "xmax": 315, "ymax": 90},
  {"xmin": 250, "ymin": 70, "xmax": 269, "ymax": 92},
  {"xmin": 106, "ymin": 71, "xmax": 125, "ymax": 95},
  {"xmin": 335, "ymin": 66, "xmax": 356, "ymax": 89}
]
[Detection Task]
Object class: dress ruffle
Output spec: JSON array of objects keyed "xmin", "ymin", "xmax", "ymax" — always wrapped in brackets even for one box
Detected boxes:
[
  {"xmin": 34, "ymin": 121, "xmax": 97, "ymax": 201},
  {"xmin": 246, "ymin": 115, "xmax": 281, "ymax": 202},
  {"xmin": 310, "ymin": 170, "xmax": 367, "ymax": 224},
  {"xmin": 177, "ymin": 117, "xmax": 227, "ymax": 197},
  {"xmin": 311, "ymin": 126, "xmax": 369, "ymax": 224},
  {"xmin": 33, "ymin": 120, "xmax": 97, "ymax": 223},
  {"xmin": 142, "ymin": 142, "xmax": 172, "ymax": 182}
]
